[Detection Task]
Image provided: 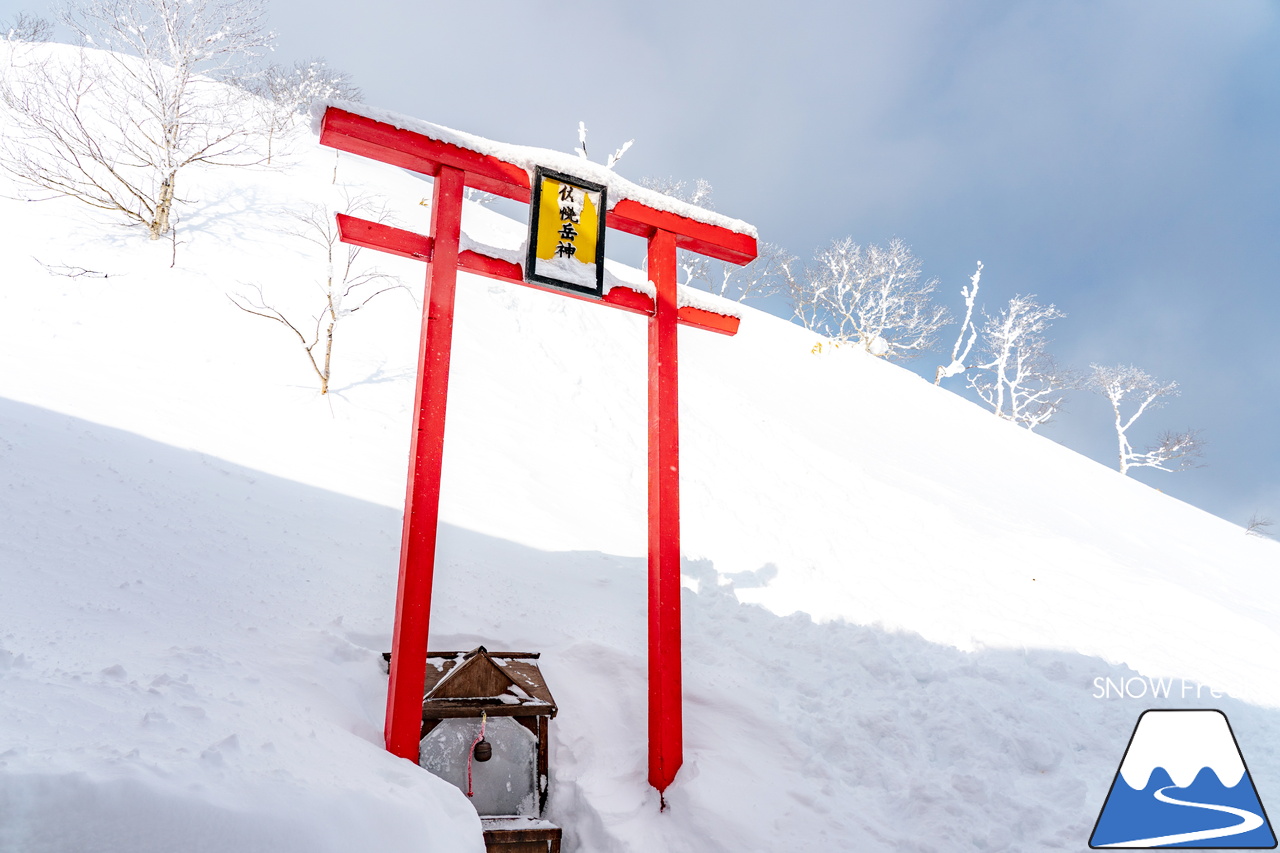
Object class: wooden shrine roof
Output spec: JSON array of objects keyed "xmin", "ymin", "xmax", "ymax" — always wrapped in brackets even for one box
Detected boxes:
[{"xmin": 412, "ymin": 646, "xmax": 558, "ymax": 720}]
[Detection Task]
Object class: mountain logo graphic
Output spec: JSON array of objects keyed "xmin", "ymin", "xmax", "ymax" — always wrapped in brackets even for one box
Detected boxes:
[{"xmin": 1090, "ymin": 709, "xmax": 1276, "ymax": 848}]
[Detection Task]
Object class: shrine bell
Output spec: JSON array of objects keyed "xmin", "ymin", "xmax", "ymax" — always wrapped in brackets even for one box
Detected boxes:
[{"xmin": 387, "ymin": 646, "xmax": 561, "ymax": 853}]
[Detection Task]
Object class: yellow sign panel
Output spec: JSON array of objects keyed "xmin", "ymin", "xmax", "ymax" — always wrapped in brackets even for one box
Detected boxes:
[{"xmin": 525, "ymin": 167, "xmax": 606, "ymax": 296}]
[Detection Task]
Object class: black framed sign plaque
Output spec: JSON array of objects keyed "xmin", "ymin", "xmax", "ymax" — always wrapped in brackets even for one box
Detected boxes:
[{"xmin": 525, "ymin": 166, "xmax": 607, "ymax": 297}]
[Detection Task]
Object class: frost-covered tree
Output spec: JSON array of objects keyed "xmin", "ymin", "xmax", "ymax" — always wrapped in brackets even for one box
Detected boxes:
[
  {"xmin": 1089, "ymin": 364, "xmax": 1205, "ymax": 475},
  {"xmin": 967, "ymin": 295, "xmax": 1071, "ymax": 430},
  {"xmin": 0, "ymin": 0, "xmax": 271, "ymax": 239},
  {"xmin": 935, "ymin": 261, "xmax": 982, "ymax": 384},
  {"xmin": 2, "ymin": 11, "xmax": 52, "ymax": 42},
  {"xmin": 250, "ymin": 58, "xmax": 361, "ymax": 164},
  {"xmin": 637, "ymin": 176, "xmax": 790, "ymax": 302},
  {"xmin": 785, "ymin": 237, "xmax": 950, "ymax": 359},
  {"xmin": 704, "ymin": 240, "xmax": 794, "ymax": 303},
  {"xmin": 640, "ymin": 175, "xmax": 715, "ymax": 284},
  {"xmin": 641, "ymin": 175, "xmax": 714, "ymax": 208},
  {"xmin": 228, "ymin": 195, "xmax": 411, "ymax": 395}
]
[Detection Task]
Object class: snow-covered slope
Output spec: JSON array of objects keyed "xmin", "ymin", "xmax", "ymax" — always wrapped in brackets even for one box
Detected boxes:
[{"xmin": 2, "ymin": 50, "xmax": 1279, "ymax": 852}]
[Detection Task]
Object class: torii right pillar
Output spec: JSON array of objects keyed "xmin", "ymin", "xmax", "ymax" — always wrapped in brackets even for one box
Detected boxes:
[{"xmin": 647, "ymin": 228, "xmax": 682, "ymax": 795}]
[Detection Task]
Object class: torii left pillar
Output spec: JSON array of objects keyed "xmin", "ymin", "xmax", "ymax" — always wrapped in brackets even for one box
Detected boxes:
[
  {"xmin": 387, "ymin": 164, "xmax": 463, "ymax": 768},
  {"xmin": 318, "ymin": 105, "xmax": 756, "ymax": 797}
]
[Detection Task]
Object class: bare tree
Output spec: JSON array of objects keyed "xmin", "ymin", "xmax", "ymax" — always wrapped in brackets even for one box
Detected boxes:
[
  {"xmin": 935, "ymin": 261, "xmax": 982, "ymax": 384},
  {"xmin": 3, "ymin": 11, "xmax": 53, "ymax": 42},
  {"xmin": 1089, "ymin": 364, "xmax": 1205, "ymax": 474},
  {"xmin": 968, "ymin": 295, "xmax": 1071, "ymax": 430},
  {"xmin": 229, "ymin": 196, "xmax": 411, "ymax": 395},
  {"xmin": 0, "ymin": 0, "xmax": 271, "ymax": 239},
  {"xmin": 34, "ymin": 257, "xmax": 114, "ymax": 278},
  {"xmin": 785, "ymin": 237, "xmax": 950, "ymax": 359},
  {"xmin": 1245, "ymin": 514, "xmax": 1274, "ymax": 538}
]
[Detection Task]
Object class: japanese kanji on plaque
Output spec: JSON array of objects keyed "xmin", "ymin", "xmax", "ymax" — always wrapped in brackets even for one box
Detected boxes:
[{"xmin": 526, "ymin": 167, "xmax": 606, "ymax": 296}]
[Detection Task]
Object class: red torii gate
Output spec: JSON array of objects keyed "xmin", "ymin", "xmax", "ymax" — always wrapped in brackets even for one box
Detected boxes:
[{"xmin": 318, "ymin": 105, "xmax": 757, "ymax": 795}]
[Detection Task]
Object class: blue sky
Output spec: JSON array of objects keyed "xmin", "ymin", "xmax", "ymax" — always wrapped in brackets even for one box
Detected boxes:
[{"xmin": 8, "ymin": 0, "xmax": 1279, "ymax": 527}]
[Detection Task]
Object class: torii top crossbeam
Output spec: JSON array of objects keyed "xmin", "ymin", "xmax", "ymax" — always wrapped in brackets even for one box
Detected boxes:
[{"xmin": 318, "ymin": 103, "xmax": 757, "ymax": 797}]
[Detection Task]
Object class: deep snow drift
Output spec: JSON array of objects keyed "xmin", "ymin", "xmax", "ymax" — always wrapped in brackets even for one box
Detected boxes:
[{"xmin": 2, "ymin": 48, "xmax": 1279, "ymax": 852}]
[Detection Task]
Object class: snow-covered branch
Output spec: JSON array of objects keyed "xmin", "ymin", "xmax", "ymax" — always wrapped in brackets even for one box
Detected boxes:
[
  {"xmin": 1089, "ymin": 364, "xmax": 1204, "ymax": 474},
  {"xmin": 967, "ymin": 294, "xmax": 1071, "ymax": 430},
  {"xmin": 935, "ymin": 261, "xmax": 982, "ymax": 384},
  {"xmin": 575, "ymin": 121, "xmax": 632, "ymax": 170}
]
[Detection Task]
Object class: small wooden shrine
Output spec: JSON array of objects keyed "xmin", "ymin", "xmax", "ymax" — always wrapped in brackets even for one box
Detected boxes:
[{"xmin": 390, "ymin": 647, "xmax": 560, "ymax": 853}]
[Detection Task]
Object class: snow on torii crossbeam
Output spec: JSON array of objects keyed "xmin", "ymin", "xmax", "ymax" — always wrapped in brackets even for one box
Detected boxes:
[{"xmin": 318, "ymin": 104, "xmax": 757, "ymax": 795}]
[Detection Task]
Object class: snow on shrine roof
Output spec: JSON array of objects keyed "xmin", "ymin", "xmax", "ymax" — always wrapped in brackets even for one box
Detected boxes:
[{"xmin": 312, "ymin": 100, "xmax": 758, "ymax": 240}]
